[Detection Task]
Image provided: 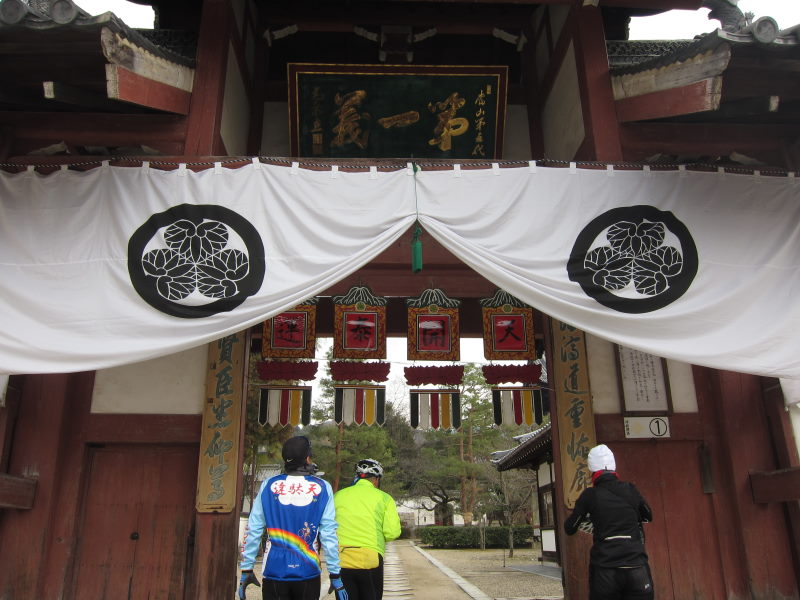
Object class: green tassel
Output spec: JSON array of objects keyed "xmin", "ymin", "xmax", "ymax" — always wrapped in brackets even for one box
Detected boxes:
[{"xmin": 411, "ymin": 225, "xmax": 423, "ymax": 273}]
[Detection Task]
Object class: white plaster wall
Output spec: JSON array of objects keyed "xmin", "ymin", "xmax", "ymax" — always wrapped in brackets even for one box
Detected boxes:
[
  {"xmin": 538, "ymin": 462, "xmax": 552, "ymax": 486},
  {"xmin": 586, "ymin": 334, "xmax": 698, "ymax": 414},
  {"xmin": 586, "ymin": 333, "xmax": 698, "ymax": 414},
  {"xmin": 542, "ymin": 43, "xmax": 584, "ymax": 161},
  {"xmin": 542, "ymin": 529, "xmax": 557, "ymax": 552},
  {"xmin": 261, "ymin": 101, "xmax": 290, "ymax": 155},
  {"xmin": 586, "ymin": 333, "xmax": 620, "ymax": 414},
  {"xmin": 220, "ymin": 43, "xmax": 250, "ymax": 156},
  {"xmin": 91, "ymin": 345, "xmax": 207, "ymax": 414},
  {"xmin": 503, "ymin": 105, "xmax": 531, "ymax": 160},
  {"xmin": 666, "ymin": 359, "xmax": 698, "ymax": 412}
]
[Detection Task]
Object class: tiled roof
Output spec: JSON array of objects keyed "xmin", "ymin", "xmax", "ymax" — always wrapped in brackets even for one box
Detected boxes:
[
  {"xmin": 492, "ymin": 422, "xmax": 552, "ymax": 471},
  {"xmin": 610, "ymin": 17, "xmax": 800, "ymax": 76}
]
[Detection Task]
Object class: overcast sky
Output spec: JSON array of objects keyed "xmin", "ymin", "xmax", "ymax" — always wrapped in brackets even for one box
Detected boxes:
[{"xmin": 76, "ymin": 0, "xmax": 800, "ymax": 39}]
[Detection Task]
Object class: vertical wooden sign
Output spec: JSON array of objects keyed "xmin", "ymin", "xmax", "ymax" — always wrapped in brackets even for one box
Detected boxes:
[
  {"xmin": 552, "ymin": 320, "xmax": 596, "ymax": 509},
  {"xmin": 197, "ymin": 331, "xmax": 247, "ymax": 512}
]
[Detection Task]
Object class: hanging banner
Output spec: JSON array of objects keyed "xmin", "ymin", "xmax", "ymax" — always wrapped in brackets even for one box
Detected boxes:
[
  {"xmin": 332, "ymin": 286, "xmax": 387, "ymax": 359},
  {"xmin": 409, "ymin": 389, "xmax": 461, "ymax": 430},
  {"xmin": 197, "ymin": 331, "xmax": 247, "ymax": 513},
  {"xmin": 258, "ymin": 386, "xmax": 312, "ymax": 427},
  {"xmin": 480, "ymin": 289, "xmax": 536, "ymax": 360},
  {"xmin": 334, "ymin": 385, "xmax": 386, "ymax": 426},
  {"xmin": 491, "ymin": 387, "xmax": 544, "ymax": 427},
  {"xmin": 552, "ymin": 320, "xmax": 596, "ymax": 509},
  {"xmin": 1, "ymin": 163, "xmax": 799, "ymax": 379},
  {"xmin": 262, "ymin": 302, "xmax": 318, "ymax": 359},
  {"xmin": 406, "ymin": 289, "xmax": 461, "ymax": 362}
]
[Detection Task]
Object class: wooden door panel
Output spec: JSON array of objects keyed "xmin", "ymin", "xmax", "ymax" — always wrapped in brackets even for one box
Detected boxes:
[
  {"xmin": 130, "ymin": 447, "xmax": 196, "ymax": 600},
  {"xmin": 616, "ymin": 441, "xmax": 727, "ymax": 600},
  {"xmin": 70, "ymin": 447, "xmax": 144, "ymax": 599},
  {"xmin": 70, "ymin": 445, "xmax": 197, "ymax": 600},
  {"xmin": 616, "ymin": 443, "xmax": 674, "ymax": 600}
]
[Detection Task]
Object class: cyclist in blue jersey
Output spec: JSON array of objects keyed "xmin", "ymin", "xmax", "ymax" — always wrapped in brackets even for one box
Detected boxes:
[{"xmin": 239, "ymin": 436, "xmax": 348, "ymax": 600}]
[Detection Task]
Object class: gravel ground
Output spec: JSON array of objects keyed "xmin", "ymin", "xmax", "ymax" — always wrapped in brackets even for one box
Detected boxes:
[{"xmin": 421, "ymin": 546, "xmax": 564, "ymax": 600}]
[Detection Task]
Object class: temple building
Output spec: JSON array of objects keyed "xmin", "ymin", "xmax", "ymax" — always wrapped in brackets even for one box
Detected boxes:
[{"xmin": 0, "ymin": 1, "xmax": 799, "ymax": 598}]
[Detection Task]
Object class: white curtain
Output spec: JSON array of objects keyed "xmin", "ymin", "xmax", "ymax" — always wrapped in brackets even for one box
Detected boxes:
[
  {"xmin": 417, "ymin": 166, "xmax": 800, "ymax": 379},
  {"xmin": 1, "ymin": 161, "xmax": 798, "ymax": 379},
  {"xmin": 0, "ymin": 163, "xmax": 416, "ymax": 373}
]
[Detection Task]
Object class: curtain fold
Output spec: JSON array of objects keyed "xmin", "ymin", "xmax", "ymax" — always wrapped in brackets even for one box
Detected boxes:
[
  {"xmin": 0, "ymin": 163, "xmax": 416, "ymax": 373},
  {"xmin": 1, "ymin": 162, "xmax": 798, "ymax": 379},
  {"xmin": 416, "ymin": 166, "xmax": 800, "ymax": 379}
]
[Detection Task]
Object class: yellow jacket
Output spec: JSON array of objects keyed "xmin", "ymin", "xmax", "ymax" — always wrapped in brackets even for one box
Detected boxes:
[{"xmin": 334, "ymin": 478, "xmax": 401, "ymax": 557}]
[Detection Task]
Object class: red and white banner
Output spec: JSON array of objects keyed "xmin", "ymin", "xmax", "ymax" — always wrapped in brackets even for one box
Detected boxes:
[
  {"xmin": 259, "ymin": 386, "xmax": 312, "ymax": 427},
  {"xmin": 410, "ymin": 390, "xmax": 462, "ymax": 430},
  {"xmin": 334, "ymin": 385, "xmax": 386, "ymax": 426}
]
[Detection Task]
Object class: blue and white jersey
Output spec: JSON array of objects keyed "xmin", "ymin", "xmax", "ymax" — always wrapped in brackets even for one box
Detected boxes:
[{"xmin": 240, "ymin": 473, "xmax": 341, "ymax": 580}]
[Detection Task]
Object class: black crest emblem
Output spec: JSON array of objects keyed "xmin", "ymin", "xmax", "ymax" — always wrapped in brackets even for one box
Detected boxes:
[
  {"xmin": 128, "ymin": 204, "xmax": 265, "ymax": 318},
  {"xmin": 567, "ymin": 205, "xmax": 698, "ymax": 314}
]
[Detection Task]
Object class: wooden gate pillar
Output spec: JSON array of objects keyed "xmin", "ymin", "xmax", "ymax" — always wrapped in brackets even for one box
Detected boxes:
[
  {"xmin": 547, "ymin": 318, "xmax": 597, "ymax": 599},
  {"xmin": 188, "ymin": 330, "xmax": 250, "ymax": 599}
]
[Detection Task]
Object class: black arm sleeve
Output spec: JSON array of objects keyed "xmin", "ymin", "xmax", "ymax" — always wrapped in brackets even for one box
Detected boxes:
[{"xmin": 564, "ymin": 489, "xmax": 591, "ymax": 535}]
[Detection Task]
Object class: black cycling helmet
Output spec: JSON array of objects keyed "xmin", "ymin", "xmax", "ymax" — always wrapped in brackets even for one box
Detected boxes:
[{"xmin": 354, "ymin": 458, "xmax": 384, "ymax": 479}]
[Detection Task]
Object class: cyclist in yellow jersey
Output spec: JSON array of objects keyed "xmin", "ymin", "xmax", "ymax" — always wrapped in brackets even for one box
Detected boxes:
[{"xmin": 333, "ymin": 459, "xmax": 401, "ymax": 600}]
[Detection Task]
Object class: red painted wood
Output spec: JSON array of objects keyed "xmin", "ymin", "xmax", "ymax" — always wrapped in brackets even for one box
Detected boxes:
[
  {"xmin": 185, "ymin": 0, "xmax": 232, "ymax": 155},
  {"xmin": 68, "ymin": 445, "xmax": 197, "ymax": 600},
  {"xmin": 595, "ymin": 413, "xmax": 704, "ymax": 442},
  {"xmin": 84, "ymin": 414, "xmax": 201, "ymax": 444},
  {"xmin": 573, "ymin": 6, "xmax": 623, "ymax": 161},
  {"xmin": 0, "ymin": 375, "xmax": 22, "ymax": 471},
  {"xmin": 695, "ymin": 367, "xmax": 799, "ymax": 598},
  {"xmin": 0, "ymin": 112, "xmax": 187, "ymax": 155},
  {"xmin": 751, "ymin": 467, "xmax": 800, "ymax": 503},
  {"xmin": 615, "ymin": 79, "xmax": 720, "ymax": 123},
  {"xmin": 761, "ymin": 377, "xmax": 800, "ymax": 588},
  {"xmin": 0, "ymin": 373, "xmax": 93, "ymax": 599},
  {"xmin": 0, "ymin": 473, "xmax": 36, "ymax": 509},
  {"xmin": 107, "ymin": 65, "xmax": 191, "ymax": 114},
  {"xmin": 615, "ymin": 441, "xmax": 728, "ymax": 599},
  {"xmin": 188, "ymin": 328, "xmax": 251, "ymax": 600},
  {"xmin": 619, "ymin": 122, "xmax": 795, "ymax": 165}
]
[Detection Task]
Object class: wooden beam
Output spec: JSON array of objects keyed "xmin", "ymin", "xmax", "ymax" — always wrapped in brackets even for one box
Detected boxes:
[
  {"xmin": 106, "ymin": 65, "xmax": 191, "ymax": 114},
  {"xmin": 185, "ymin": 0, "xmax": 230, "ymax": 155},
  {"xmin": 0, "ymin": 473, "xmax": 37, "ymax": 510},
  {"xmin": 751, "ymin": 467, "xmax": 800, "ymax": 503},
  {"xmin": 574, "ymin": 6, "xmax": 623, "ymax": 161},
  {"xmin": 616, "ymin": 77, "xmax": 722, "ymax": 122},
  {"xmin": 43, "ymin": 81, "xmax": 132, "ymax": 112},
  {"xmin": 619, "ymin": 121, "xmax": 797, "ymax": 165}
]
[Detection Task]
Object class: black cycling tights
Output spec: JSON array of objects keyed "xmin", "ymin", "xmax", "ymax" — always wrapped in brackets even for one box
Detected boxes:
[
  {"xmin": 341, "ymin": 556, "xmax": 385, "ymax": 600},
  {"xmin": 262, "ymin": 576, "xmax": 320, "ymax": 600},
  {"xmin": 590, "ymin": 565, "xmax": 654, "ymax": 600}
]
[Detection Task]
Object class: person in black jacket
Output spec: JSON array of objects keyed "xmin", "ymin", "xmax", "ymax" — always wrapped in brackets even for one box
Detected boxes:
[{"xmin": 564, "ymin": 444, "xmax": 654, "ymax": 600}]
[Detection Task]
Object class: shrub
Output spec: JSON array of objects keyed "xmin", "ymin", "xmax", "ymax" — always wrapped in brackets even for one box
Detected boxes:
[{"xmin": 417, "ymin": 525, "xmax": 533, "ymax": 549}]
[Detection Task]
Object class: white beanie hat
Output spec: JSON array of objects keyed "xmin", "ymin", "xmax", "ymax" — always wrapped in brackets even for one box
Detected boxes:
[{"xmin": 587, "ymin": 444, "xmax": 616, "ymax": 473}]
